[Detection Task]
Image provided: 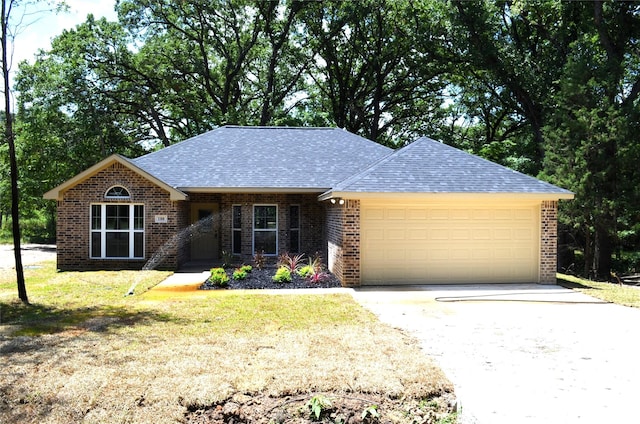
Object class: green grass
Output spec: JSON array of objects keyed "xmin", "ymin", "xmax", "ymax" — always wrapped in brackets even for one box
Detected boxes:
[
  {"xmin": 1, "ymin": 261, "xmax": 454, "ymax": 423},
  {"xmin": 557, "ymin": 273, "xmax": 640, "ymax": 308},
  {"xmin": 0, "ymin": 262, "xmax": 172, "ymax": 335}
]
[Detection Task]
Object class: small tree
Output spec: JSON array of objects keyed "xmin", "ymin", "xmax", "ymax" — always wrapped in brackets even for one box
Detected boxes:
[
  {"xmin": 2, "ymin": 0, "xmax": 66, "ymax": 303},
  {"xmin": 2, "ymin": 0, "xmax": 27, "ymax": 303}
]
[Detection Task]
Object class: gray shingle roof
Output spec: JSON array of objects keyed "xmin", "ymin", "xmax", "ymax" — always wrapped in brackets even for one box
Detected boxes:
[
  {"xmin": 132, "ymin": 126, "xmax": 393, "ymax": 191},
  {"xmin": 329, "ymin": 136, "xmax": 574, "ymax": 195}
]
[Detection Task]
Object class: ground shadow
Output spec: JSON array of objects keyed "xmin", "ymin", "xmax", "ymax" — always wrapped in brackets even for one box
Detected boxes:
[
  {"xmin": 0, "ymin": 301, "xmax": 174, "ymax": 354},
  {"xmin": 557, "ymin": 279, "xmax": 602, "ymax": 291}
]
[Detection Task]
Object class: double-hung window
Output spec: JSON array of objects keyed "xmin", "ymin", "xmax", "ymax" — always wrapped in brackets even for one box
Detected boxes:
[
  {"xmin": 232, "ymin": 205, "xmax": 242, "ymax": 255},
  {"xmin": 91, "ymin": 204, "xmax": 144, "ymax": 259},
  {"xmin": 289, "ymin": 205, "xmax": 300, "ymax": 253},
  {"xmin": 253, "ymin": 205, "xmax": 277, "ymax": 255}
]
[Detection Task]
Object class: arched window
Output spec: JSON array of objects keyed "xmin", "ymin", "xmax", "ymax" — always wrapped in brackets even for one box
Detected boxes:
[{"xmin": 105, "ymin": 186, "xmax": 130, "ymax": 199}]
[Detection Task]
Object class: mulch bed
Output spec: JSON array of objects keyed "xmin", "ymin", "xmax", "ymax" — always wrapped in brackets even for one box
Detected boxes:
[{"xmin": 200, "ymin": 266, "xmax": 342, "ymax": 290}]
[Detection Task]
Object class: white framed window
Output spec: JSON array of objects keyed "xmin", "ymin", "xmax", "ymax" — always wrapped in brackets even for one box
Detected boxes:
[
  {"xmin": 232, "ymin": 205, "xmax": 242, "ymax": 255},
  {"xmin": 105, "ymin": 185, "xmax": 131, "ymax": 199},
  {"xmin": 253, "ymin": 205, "xmax": 277, "ymax": 255},
  {"xmin": 90, "ymin": 204, "xmax": 144, "ymax": 259}
]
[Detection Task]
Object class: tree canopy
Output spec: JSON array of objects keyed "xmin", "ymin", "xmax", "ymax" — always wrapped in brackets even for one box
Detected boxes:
[{"xmin": 4, "ymin": 0, "xmax": 640, "ymax": 279}]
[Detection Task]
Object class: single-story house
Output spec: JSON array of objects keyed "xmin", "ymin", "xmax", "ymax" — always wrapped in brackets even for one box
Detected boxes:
[{"xmin": 44, "ymin": 126, "xmax": 573, "ymax": 286}]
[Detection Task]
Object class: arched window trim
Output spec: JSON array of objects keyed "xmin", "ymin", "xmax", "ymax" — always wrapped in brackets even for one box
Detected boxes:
[{"xmin": 105, "ymin": 185, "xmax": 131, "ymax": 199}]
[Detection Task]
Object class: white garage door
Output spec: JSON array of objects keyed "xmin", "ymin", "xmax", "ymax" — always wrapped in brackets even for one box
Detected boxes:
[{"xmin": 361, "ymin": 200, "xmax": 540, "ymax": 285}]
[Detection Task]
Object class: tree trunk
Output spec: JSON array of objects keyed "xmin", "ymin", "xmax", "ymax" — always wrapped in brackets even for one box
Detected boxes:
[
  {"xmin": 595, "ymin": 223, "xmax": 613, "ymax": 281},
  {"xmin": 2, "ymin": 0, "xmax": 28, "ymax": 303}
]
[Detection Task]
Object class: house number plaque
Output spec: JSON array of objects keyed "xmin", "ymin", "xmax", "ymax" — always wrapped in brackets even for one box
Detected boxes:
[{"xmin": 154, "ymin": 215, "xmax": 168, "ymax": 224}]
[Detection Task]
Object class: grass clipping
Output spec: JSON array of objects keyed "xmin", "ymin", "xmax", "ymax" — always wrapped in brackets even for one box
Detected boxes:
[{"xmin": 1, "ymin": 267, "xmax": 453, "ymax": 423}]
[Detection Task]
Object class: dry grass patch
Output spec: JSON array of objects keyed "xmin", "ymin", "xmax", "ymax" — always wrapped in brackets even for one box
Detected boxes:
[{"xmin": 1, "ymin": 263, "xmax": 454, "ymax": 423}]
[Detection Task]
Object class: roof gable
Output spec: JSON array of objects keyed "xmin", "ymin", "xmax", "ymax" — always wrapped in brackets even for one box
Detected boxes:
[
  {"xmin": 43, "ymin": 154, "xmax": 188, "ymax": 201},
  {"xmin": 324, "ymin": 137, "xmax": 574, "ymax": 198},
  {"xmin": 132, "ymin": 126, "xmax": 393, "ymax": 192}
]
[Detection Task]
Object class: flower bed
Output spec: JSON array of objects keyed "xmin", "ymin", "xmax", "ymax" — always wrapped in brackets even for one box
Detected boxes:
[{"xmin": 200, "ymin": 266, "xmax": 341, "ymax": 290}]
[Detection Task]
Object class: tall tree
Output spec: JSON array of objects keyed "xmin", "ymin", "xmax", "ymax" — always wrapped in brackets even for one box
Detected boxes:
[
  {"xmin": 447, "ymin": 0, "xmax": 581, "ymax": 172},
  {"xmin": 300, "ymin": 0, "xmax": 450, "ymax": 145},
  {"xmin": 542, "ymin": 1, "xmax": 640, "ymax": 278}
]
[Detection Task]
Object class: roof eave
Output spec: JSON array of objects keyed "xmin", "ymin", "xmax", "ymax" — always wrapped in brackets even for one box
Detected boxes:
[
  {"xmin": 319, "ymin": 190, "xmax": 575, "ymax": 202},
  {"xmin": 181, "ymin": 187, "xmax": 329, "ymax": 194},
  {"xmin": 43, "ymin": 154, "xmax": 188, "ymax": 202}
]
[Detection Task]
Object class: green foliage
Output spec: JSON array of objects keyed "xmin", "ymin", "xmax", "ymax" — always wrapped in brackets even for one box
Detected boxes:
[
  {"xmin": 361, "ymin": 404, "xmax": 380, "ymax": 421},
  {"xmin": 304, "ymin": 253, "xmax": 328, "ymax": 283},
  {"xmin": 278, "ymin": 252, "xmax": 305, "ymax": 274},
  {"xmin": 306, "ymin": 395, "xmax": 332, "ymax": 420},
  {"xmin": 297, "ymin": 265, "xmax": 314, "ymax": 278},
  {"xmin": 209, "ymin": 267, "xmax": 229, "ymax": 287},
  {"xmin": 221, "ymin": 250, "xmax": 233, "ymax": 269},
  {"xmin": 7, "ymin": 0, "xmax": 640, "ymax": 282},
  {"xmin": 272, "ymin": 266, "xmax": 292, "ymax": 284},
  {"xmin": 232, "ymin": 268, "xmax": 247, "ymax": 280},
  {"xmin": 240, "ymin": 265, "xmax": 253, "ymax": 273}
]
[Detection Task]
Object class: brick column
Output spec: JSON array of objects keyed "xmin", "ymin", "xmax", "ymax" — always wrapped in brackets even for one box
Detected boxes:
[
  {"xmin": 540, "ymin": 200, "xmax": 558, "ymax": 284},
  {"xmin": 341, "ymin": 199, "xmax": 361, "ymax": 287},
  {"xmin": 326, "ymin": 199, "xmax": 361, "ymax": 287}
]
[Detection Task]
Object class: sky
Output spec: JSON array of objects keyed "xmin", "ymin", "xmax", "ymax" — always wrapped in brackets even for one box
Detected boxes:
[{"xmin": 9, "ymin": 0, "xmax": 118, "ymax": 72}]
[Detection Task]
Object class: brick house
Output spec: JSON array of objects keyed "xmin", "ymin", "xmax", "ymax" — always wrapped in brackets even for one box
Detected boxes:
[{"xmin": 44, "ymin": 126, "xmax": 573, "ymax": 286}]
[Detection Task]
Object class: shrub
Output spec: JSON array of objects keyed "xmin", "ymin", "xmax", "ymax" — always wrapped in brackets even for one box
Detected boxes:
[
  {"xmin": 278, "ymin": 252, "xmax": 305, "ymax": 273},
  {"xmin": 232, "ymin": 268, "xmax": 247, "ymax": 280},
  {"xmin": 221, "ymin": 250, "xmax": 233, "ymax": 268},
  {"xmin": 309, "ymin": 271, "xmax": 329, "ymax": 284},
  {"xmin": 253, "ymin": 250, "xmax": 266, "ymax": 270},
  {"xmin": 309, "ymin": 252, "xmax": 324, "ymax": 273},
  {"xmin": 210, "ymin": 267, "xmax": 229, "ymax": 287},
  {"xmin": 272, "ymin": 266, "xmax": 292, "ymax": 283},
  {"xmin": 240, "ymin": 264, "xmax": 253, "ymax": 273},
  {"xmin": 297, "ymin": 265, "xmax": 314, "ymax": 278},
  {"xmin": 305, "ymin": 253, "xmax": 328, "ymax": 283}
]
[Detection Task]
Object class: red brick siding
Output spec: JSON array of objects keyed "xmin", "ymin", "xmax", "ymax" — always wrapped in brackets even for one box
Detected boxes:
[
  {"xmin": 326, "ymin": 199, "xmax": 361, "ymax": 287},
  {"xmin": 192, "ymin": 193, "xmax": 326, "ymax": 262},
  {"xmin": 56, "ymin": 163, "xmax": 181, "ymax": 270},
  {"xmin": 56, "ymin": 168, "xmax": 327, "ymax": 271},
  {"xmin": 540, "ymin": 200, "xmax": 558, "ymax": 284}
]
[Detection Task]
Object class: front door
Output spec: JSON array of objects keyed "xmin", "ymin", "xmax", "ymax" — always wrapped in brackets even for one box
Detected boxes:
[{"xmin": 190, "ymin": 203, "xmax": 219, "ymax": 261}]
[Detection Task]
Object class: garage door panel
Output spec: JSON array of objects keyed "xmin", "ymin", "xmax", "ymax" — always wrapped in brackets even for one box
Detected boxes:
[
  {"xmin": 473, "ymin": 209, "xmax": 492, "ymax": 219},
  {"xmin": 514, "ymin": 228, "xmax": 533, "ymax": 240},
  {"xmin": 429, "ymin": 209, "xmax": 449, "ymax": 219},
  {"xmin": 473, "ymin": 229, "xmax": 491, "ymax": 240},
  {"xmin": 451, "ymin": 209, "xmax": 470, "ymax": 219},
  {"xmin": 407, "ymin": 209, "xmax": 428, "ymax": 220},
  {"xmin": 408, "ymin": 229, "xmax": 428, "ymax": 240},
  {"xmin": 387, "ymin": 229, "xmax": 406, "ymax": 240},
  {"xmin": 361, "ymin": 202, "xmax": 539, "ymax": 285}
]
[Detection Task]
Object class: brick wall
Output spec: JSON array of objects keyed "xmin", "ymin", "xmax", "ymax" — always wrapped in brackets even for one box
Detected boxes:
[
  {"xmin": 326, "ymin": 199, "xmax": 361, "ymax": 287},
  {"xmin": 195, "ymin": 193, "xmax": 326, "ymax": 263},
  {"xmin": 56, "ymin": 166, "xmax": 328, "ymax": 271},
  {"xmin": 56, "ymin": 163, "xmax": 182, "ymax": 271},
  {"xmin": 540, "ymin": 200, "xmax": 558, "ymax": 284}
]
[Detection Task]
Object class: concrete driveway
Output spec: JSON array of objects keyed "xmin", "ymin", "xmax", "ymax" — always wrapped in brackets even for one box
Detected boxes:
[{"xmin": 351, "ymin": 284, "xmax": 640, "ymax": 424}]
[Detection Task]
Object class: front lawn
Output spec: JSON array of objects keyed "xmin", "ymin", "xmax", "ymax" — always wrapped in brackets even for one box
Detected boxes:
[
  {"xmin": 1, "ymin": 263, "xmax": 455, "ymax": 423},
  {"xmin": 557, "ymin": 273, "xmax": 640, "ymax": 308}
]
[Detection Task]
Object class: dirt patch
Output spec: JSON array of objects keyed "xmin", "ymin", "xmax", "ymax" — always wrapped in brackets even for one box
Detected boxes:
[{"xmin": 185, "ymin": 392, "xmax": 456, "ymax": 423}]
